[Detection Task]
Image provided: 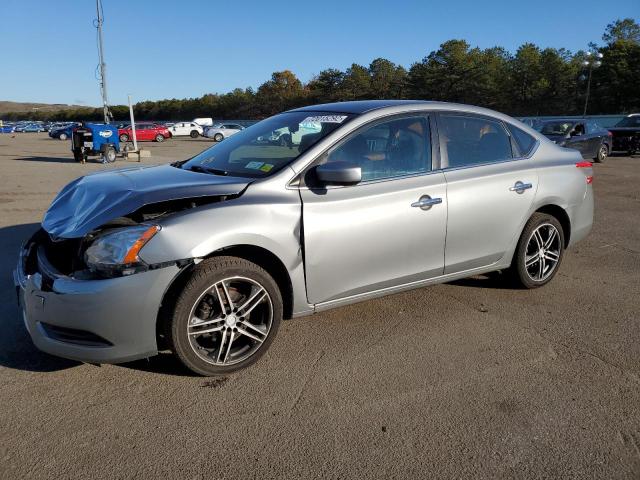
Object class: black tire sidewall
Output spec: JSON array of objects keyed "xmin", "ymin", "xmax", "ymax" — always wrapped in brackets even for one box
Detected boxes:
[
  {"xmin": 155, "ymin": 134, "xmax": 164, "ymax": 142},
  {"xmin": 214, "ymin": 133, "xmax": 223, "ymax": 142},
  {"xmin": 595, "ymin": 144, "xmax": 607, "ymax": 163},
  {"xmin": 120, "ymin": 134, "xmax": 129, "ymax": 142},
  {"xmin": 170, "ymin": 257, "xmax": 283, "ymax": 376},
  {"xmin": 190, "ymin": 130, "xmax": 199, "ymax": 138},
  {"xmin": 512, "ymin": 213, "xmax": 565, "ymax": 289}
]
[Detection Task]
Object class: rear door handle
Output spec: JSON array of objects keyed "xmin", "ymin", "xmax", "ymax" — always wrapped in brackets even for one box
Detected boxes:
[
  {"xmin": 509, "ymin": 181, "xmax": 533, "ymax": 193},
  {"xmin": 411, "ymin": 195, "xmax": 442, "ymax": 210}
]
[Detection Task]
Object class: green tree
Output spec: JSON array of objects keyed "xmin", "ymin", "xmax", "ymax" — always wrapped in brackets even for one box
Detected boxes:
[
  {"xmin": 342, "ymin": 64, "xmax": 371, "ymax": 100},
  {"xmin": 602, "ymin": 18, "xmax": 640, "ymax": 45}
]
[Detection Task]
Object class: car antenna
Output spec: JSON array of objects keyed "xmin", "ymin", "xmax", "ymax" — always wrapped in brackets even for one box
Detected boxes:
[{"xmin": 94, "ymin": 0, "xmax": 113, "ymax": 124}]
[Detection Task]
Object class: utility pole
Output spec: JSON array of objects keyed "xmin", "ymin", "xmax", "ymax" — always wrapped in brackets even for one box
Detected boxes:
[{"xmin": 96, "ymin": 0, "xmax": 112, "ymax": 124}]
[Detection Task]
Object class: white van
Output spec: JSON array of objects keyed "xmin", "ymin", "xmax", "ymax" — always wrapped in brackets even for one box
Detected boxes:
[{"xmin": 192, "ymin": 118, "xmax": 214, "ymax": 127}]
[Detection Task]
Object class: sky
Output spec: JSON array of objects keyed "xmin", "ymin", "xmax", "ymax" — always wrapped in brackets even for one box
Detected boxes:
[{"xmin": 1, "ymin": 0, "xmax": 638, "ymax": 106}]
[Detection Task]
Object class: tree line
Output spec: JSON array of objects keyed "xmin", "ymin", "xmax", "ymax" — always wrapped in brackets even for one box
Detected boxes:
[{"xmin": 4, "ymin": 18, "xmax": 639, "ymax": 122}]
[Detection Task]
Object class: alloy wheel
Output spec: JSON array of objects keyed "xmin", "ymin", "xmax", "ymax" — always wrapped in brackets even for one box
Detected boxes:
[
  {"xmin": 598, "ymin": 145, "xmax": 607, "ymax": 162},
  {"xmin": 524, "ymin": 223, "xmax": 561, "ymax": 282},
  {"xmin": 186, "ymin": 276, "xmax": 273, "ymax": 366}
]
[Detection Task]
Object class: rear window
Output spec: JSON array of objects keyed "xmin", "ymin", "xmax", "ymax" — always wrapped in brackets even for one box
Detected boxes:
[{"xmin": 507, "ymin": 124, "xmax": 537, "ymax": 156}]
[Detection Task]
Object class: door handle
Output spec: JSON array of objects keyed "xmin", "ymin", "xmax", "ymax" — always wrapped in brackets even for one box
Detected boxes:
[
  {"xmin": 411, "ymin": 195, "xmax": 442, "ymax": 210},
  {"xmin": 509, "ymin": 181, "xmax": 533, "ymax": 194}
]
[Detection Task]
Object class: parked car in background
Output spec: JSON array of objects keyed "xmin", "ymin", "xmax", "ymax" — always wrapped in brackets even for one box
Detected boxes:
[
  {"xmin": 15, "ymin": 100, "xmax": 594, "ymax": 376},
  {"xmin": 49, "ymin": 123, "xmax": 79, "ymax": 140},
  {"xmin": 204, "ymin": 123, "xmax": 244, "ymax": 141},
  {"xmin": 118, "ymin": 123, "xmax": 172, "ymax": 142},
  {"xmin": 608, "ymin": 114, "xmax": 640, "ymax": 154},
  {"xmin": 169, "ymin": 121, "xmax": 203, "ymax": 138},
  {"xmin": 539, "ymin": 119, "xmax": 611, "ymax": 162},
  {"xmin": 20, "ymin": 123, "xmax": 46, "ymax": 133},
  {"xmin": 1, "ymin": 124, "xmax": 16, "ymax": 133}
]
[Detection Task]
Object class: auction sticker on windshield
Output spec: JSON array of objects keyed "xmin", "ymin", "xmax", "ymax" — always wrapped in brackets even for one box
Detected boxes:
[{"xmin": 301, "ymin": 115, "xmax": 347, "ymax": 124}]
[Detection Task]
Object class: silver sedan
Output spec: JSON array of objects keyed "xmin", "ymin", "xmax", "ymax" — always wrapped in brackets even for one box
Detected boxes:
[{"xmin": 15, "ymin": 100, "xmax": 594, "ymax": 376}]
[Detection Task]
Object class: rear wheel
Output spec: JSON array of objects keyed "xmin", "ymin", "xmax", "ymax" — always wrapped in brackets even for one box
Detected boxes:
[
  {"xmin": 190, "ymin": 130, "xmax": 199, "ymax": 138},
  {"xmin": 169, "ymin": 256, "xmax": 282, "ymax": 376},
  {"xmin": 119, "ymin": 133, "xmax": 129, "ymax": 142},
  {"xmin": 214, "ymin": 133, "xmax": 224, "ymax": 142},
  {"xmin": 508, "ymin": 213, "xmax": 564, "ymax": 289},
  {"xmin": 594, "ymin": 143, "xmax": 608, "ymax": 163},
  {"xmin": 155, "ymin": 134, "xmax": 165, "ymax": 142}
]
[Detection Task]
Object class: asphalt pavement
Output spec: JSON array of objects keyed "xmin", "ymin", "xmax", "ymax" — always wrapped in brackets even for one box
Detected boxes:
[{"xmin": 0, "ymin": 133, "xmax": 639, "ymax": 479}]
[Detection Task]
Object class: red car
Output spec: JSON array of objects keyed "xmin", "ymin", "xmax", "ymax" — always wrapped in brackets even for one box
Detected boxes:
[{"xmin": 118, "ymin": 123, "xmax": 172, "ymax": 142}]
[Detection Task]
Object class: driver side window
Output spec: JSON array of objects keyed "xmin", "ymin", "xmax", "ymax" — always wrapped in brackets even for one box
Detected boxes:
[{"xmin": 324, "ymin": 115, "xmax": 431, "ymax": 182}]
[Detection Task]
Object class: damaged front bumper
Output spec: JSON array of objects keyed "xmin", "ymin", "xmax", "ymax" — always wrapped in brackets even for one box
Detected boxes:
[{"xmin": 13, "ymin": 238, "xmax": 181, "ymax": 364}]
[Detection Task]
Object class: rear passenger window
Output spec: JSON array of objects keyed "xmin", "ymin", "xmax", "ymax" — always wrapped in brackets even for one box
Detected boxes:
[
  {"xmin": 439, "ymin": 115, "xmax": 513, "ymax": 168},
  {"xmin": 507, "ymin": 124, "xmax": 537, "ymax": 157}
]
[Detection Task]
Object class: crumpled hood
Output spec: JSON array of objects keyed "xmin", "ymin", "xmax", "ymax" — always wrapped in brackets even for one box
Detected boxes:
[{"xmin": 42, "ymin": 164, "xmax": 251, "ymax": 238}]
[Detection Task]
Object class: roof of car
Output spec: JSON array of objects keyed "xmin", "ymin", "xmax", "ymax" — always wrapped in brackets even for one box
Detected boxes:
[{"xmin": 288, "ymin": 100, "xmax": 434, "ymax": 114}]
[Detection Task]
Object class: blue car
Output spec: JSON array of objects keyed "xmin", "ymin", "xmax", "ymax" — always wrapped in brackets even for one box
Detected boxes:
[
  {"xmin": 0, "ymin": 125, "xmax": 15, "ymax": 133},
  {"xmin": 49, "ymin": 124, "xmax": 77, "ymax": 140},
  {"xmin": 24, "ymin": 124, "xmax": 45, "ymax": 132}
]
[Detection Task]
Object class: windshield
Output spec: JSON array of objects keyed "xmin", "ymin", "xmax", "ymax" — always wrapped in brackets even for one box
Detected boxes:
[
  {"xmin": 616, "ymin": 116, "xmax": 640, "ymax": 127},
  {"xmin": 182, "ymin": 111, "xmax": 352, "ymax": 177},
  {"xmin": 540, "ymin": 122, "xmax": 574, "ymax": 135}
]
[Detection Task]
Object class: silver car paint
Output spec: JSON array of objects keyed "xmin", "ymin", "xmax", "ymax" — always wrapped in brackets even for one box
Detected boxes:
[{"xmin": 16, "ymin": 101, "xmax": 593, "ymax": 363}]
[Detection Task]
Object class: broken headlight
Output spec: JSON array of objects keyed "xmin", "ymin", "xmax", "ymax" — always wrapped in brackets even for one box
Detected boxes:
[{"xmin": 85, "ymin": 225, "xmax": 160, "ymax": 274}]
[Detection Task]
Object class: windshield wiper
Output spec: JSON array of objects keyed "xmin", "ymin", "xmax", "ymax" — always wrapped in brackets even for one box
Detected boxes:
[{"xmin": 188, "ymin": 165, "xmax": 229, "ymax": 176}]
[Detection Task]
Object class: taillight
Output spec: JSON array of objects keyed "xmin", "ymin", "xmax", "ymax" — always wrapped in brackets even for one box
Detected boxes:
[{"xmin": 576, "ymin": 161, "xmax": 593, "ymax": 184}]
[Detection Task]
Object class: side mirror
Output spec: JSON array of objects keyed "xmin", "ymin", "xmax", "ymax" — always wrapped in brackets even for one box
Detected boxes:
[{"xmin": 315, "ymin": 161, "xmax": 361, "ymax": 185}]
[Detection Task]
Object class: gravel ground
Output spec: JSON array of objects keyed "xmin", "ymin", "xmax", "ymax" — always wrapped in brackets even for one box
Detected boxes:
[{"xmin": 0, "ymin": 133, "xmax": 639, "ymax": 479}]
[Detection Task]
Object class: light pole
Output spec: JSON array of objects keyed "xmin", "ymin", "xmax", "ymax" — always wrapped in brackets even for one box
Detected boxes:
[{"xmin": 582, "ymin": 51, "xmax": 603, "ymax": 117}]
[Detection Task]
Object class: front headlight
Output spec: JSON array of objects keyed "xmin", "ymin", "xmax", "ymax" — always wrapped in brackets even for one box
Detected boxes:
[{"xmin": 85, "ymin": 225, "xmax": 160, "ymax": 273}]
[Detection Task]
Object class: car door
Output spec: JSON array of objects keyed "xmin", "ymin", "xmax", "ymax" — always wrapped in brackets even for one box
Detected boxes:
[
  {"xmin": 172, "ymin": 122, "xmax": 185, "ymax": 136},
  {"xmin": 565, "ymin": 122, "xmax": 590, "ymax": 158},
  {"xmin": 137, "ymin": 124, "xmax": 151, "ymax": 141},
  {"xmin": 438, "ymin": 113, "xmax": 538, "ymax": 274},
  {"xmin": 299, "ymin": 114, "xmax": 447, "ymax": 305}
]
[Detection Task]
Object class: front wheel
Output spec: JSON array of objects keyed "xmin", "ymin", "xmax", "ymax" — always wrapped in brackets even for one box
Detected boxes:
[
  {"xmin": 169, "ymin": 256, "xmax": 282, "ymax": 376},
  {"xmin": 119, "ymin": 133, "xmax": 129, "ymax": 142},
  {"xmin": 594, "ymin": 144, "xmax": 608, "ymax": 163},
  {"xmin": 155, "ymin": 134, "xmax": 165, "ymax": 142},
  {"xmin": 190, "ymin": 130, "xmax": 199, "ymax": 138},
  {"xmin": 507, "ymin": 213, "xmax": 565, "ymax": 289},
  {"xmin": 214, "ymin": 133, "xmax": 224, "ymax": 142},
  {"xmin": 59, "ymin": 133, "xmax": 68, "ymax": 140}
]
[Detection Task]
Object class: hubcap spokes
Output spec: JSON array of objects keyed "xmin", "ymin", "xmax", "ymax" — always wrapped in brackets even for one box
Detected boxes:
[
  {"xmin": 525, "ymin": 224, "xmax": 561, "ymax": 282},
  {"xmin": 187, "ymin": 277, "xmax": 272, "ymax": 366}
]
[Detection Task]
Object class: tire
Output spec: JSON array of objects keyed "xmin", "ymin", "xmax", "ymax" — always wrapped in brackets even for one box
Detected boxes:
[
  {"xmin": 119, "ymin": 133, "xmax": 129, "ymax": 142},
  {"xmin": 190, "ymin": 130, "xmax": 199, "ymax": 138},
  {"xmin": 507, "ymin": 213, "xmax": 565, "ymax": 289},
  {"xmin": 214, "ymin": 133, "xmax": 224, "ymax": 142},
  {"xmin": 155, "ymin": 134, "xmax": 165, "ymax": 142},
  {"xmin": 594, "ymin": 143, "xmax": 608, "ymax": 163},
  {"xmin": 169, "ymin": 256, "xmax": 282, "ymax": 376},
  {"xmin": 59, "ymin": 133, "xmax": 68, "ymax": 140},
  {"xmin": 103, "ymin": 146, "xmax": 117, "ymax": 163}
]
